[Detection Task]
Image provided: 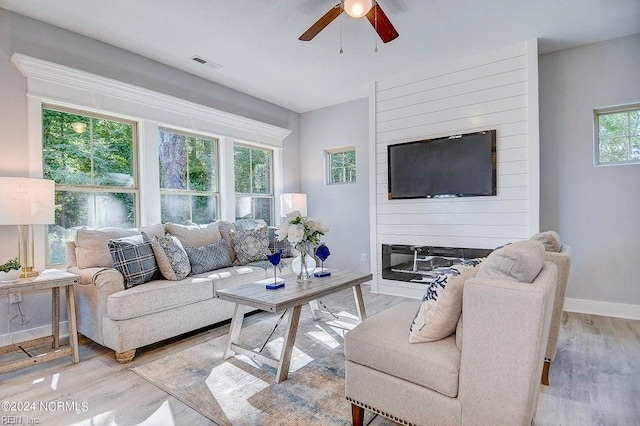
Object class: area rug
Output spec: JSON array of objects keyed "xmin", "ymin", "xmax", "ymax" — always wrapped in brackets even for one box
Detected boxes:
[{"xmin": 133, "ymin": 307, "xmax": 380, "ymax": 426}]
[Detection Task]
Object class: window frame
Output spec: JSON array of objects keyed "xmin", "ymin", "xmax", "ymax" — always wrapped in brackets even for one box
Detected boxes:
[
  {"xmin": 594, "ymin": 104, "xmax": 640, "ymax": 167},
  {"xmin": 42, "ymin": 104, "xmax": 140, "ymax": 265},
  {"xmin": 233, "ymin": 142, "xmax": 275, "ymax": 224},
  {"xmin": 326, "ymin": 146, "xmax": 357, "ymax": 185},
  {"xmin": 158, "ymin": 127, "xmax": 221, "ymax": 225}
]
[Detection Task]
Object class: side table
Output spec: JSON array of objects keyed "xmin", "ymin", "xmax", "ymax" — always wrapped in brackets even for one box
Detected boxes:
[{"xmin": 0, "ymin": 270, "xmax": 80, "ymax": 374}]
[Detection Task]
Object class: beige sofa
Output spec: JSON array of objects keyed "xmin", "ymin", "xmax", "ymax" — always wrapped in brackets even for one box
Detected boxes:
[
  {"xmin": 345, "ymin": 242, "xmax": 557, "ymax": 426},
  {"xmin": 66, "ymin": 221, "xmax": 288, "ymax": 362}
]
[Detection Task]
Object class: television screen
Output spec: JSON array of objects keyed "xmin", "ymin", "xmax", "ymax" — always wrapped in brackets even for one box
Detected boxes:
[{"xmin": 387, "ymin": 130, "xmax": 496, "ymax": 199}]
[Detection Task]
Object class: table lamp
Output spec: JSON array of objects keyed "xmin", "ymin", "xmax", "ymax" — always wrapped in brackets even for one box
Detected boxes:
[
  {"xmin": 0, "ymin": 177, "xmax": 55, "ymax": 278},
  {"xmin": 280, "ymin": 193, "xmax": 307, "ymax": 217}
]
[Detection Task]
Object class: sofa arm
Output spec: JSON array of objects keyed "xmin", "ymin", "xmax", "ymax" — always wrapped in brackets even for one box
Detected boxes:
[{"xmin": 458, "ymin": 262, "xmax": 557, "ymax": 426}]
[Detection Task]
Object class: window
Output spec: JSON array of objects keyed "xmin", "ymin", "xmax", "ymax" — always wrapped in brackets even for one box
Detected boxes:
[
  {"xmin": 595, "ymin": 105, "xmax": 640, "ymax": 165},
  {"xmin": 43, "ymin": 107, "xmax": 138, "ymax": 265},
  {"xmin": 234, "ymin": 144, "xmax": 273, "ymax": 224},
  {"xmin": 326, "ymin": 147, "xmax": 356, "ymax": 184},
  {"xmin": 159, "ymin": 129, "xmax": 219, "ymax": 224}
]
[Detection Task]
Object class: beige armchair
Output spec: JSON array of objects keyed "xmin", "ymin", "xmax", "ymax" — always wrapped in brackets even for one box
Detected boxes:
[
  {"xmin": 344, "ymin": 261, "xmax": 557, "ymax": 426},
  {"xmin": 541, "ymin": 245, "xmax": 571, "ymax": 385}
]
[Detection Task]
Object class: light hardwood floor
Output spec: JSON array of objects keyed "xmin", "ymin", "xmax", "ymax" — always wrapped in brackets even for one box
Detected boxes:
[{"xmin": 0, "ymin": 285, "xmax": 638, "ymax": 426}]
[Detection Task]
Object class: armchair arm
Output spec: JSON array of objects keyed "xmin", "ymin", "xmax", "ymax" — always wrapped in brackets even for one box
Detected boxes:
[
  {"xmin": 458, "ymin": 262, "xmax": 557, "ymax": 426},
  {"xmin": 543, "ymin": 246, "xmax": 571, "ymax": 362}
]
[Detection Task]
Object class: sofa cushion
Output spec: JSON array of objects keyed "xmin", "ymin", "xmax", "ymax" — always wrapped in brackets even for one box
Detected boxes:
[
  {"xmin": 151, "ymin": 235, "xmax": 191, "ymax": 281},
  {"xmin": 138, "ymin": 223, "xmax": 166, "ymax": 242},
  {"xmin": 477, "ymin": 240, "xmax": 545, "ymax": 283},
  {"xmin": 75, "ymin": 227, "xmax": 138, "ymax": 269},
  {"xmin": 267, "ymin": 226, "xmax": 293, "ymax": 258},
  {"xmin": 530, "ymin": 231, "xmax": 562, "ymax": 252},
  {"xmin": 184, "ymin": 239, "xmax": 233, "ymax": 274},
  {"xmin": 409, "ymin": 261, "xmax": 481, "ymax": 343},
  {"xmin": 165, "ymin": 222, "xmax": 221, "ymax": 247},
  {"xmin": 345, "ymin": 301, "xmax": 461, "ymax": 398},
  {"xmin": 232, "ymin": 226, "xmax": 270, "ymax": 265},
  {"xmin": 107, "ymin": 276, "xmax": 215, "ymax": 321},
  {"xmin": 108, "ymin": 233, "xmax": 158, "ymax": 289}
]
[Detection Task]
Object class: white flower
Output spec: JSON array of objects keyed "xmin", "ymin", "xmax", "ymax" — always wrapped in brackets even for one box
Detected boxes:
[
  {"xmin": 285, "ymin": 210, "xmax": 302, "ymax": 223},
  {"xmin": 287, "ymin": 224, "xmax": 305, "ymax": 243},
  {"xmin": 308, "ymin": 219, "xmax": 329, "ymax": 234},
  {"xmin": 275, "ymin": 222, "xmax": 289, "ymax": 241}
]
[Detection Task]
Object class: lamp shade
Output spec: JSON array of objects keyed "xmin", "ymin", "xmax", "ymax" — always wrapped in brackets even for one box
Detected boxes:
[
  {"xmin": 0, "ymin": 177, "xmax": 55, "ymax": 225},
  {"xmin": 280, "ymin": 193, "xmax": 307, "ymax": 217}
]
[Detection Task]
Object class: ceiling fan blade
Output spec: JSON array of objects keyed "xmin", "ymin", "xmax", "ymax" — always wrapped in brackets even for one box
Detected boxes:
[
  {"xmin": 299, "ymin": 4, "xmax": 343, "ymax": 41},
  {"xmin": 366, "ymin": 3, "xmax": 399, "ymax": 43}
]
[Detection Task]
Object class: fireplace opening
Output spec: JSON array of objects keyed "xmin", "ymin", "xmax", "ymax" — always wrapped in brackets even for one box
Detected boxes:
[{"xmin": 381, "ymin": 244, "xmax": 493, "ymax": 284}]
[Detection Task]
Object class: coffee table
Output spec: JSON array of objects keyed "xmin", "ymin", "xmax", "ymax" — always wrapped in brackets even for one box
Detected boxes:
[{"xmin": 216, "ymin": 269, "xmax": 372, "ymax": 383}]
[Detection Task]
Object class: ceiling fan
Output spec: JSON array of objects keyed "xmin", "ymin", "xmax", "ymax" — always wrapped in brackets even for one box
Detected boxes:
[{"xmin": 299, "ymin": 0, "xmax": 399, "ymax": 44}]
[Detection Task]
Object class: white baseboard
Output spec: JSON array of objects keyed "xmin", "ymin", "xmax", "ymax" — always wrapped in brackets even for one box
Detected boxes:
[
  {"xmin": 564, "ymin": 298, "xmax": 640, "ymax": 321},
  {"xmin": 0, "ymin": 322, "xmax": 69, "ymax": 347}
]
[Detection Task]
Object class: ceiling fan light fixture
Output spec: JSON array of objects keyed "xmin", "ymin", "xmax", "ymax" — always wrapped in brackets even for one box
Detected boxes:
[{"xmin": 343, "ymin": 0, "xmax": 374, "ymax": 18}]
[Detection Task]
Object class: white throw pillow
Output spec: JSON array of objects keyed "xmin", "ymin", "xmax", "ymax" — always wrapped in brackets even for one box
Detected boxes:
[{"xmin": 409, "ymin": 260, "xmax": 482, "ymax": 343}]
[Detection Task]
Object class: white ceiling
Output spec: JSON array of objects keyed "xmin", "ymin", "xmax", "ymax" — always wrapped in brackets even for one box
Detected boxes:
[{"xmin": 1, "ymin": 0, "xmax": 639, "ymax": 113}]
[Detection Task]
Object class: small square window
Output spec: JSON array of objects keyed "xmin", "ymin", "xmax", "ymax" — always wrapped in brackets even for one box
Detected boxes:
[
  {"xmin": 326, "ymin": 147, "xmax": 356, "ymax": 185},
  {"xmin": 595, "ymin": 105, "xmax": 640, "ymax": 166}
]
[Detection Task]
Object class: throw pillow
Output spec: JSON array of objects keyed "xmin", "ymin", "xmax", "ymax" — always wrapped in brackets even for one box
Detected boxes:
[
  {"xmin": 165, "ymin": 222, "xmax": 222, "ymax": 247},
  {"xmin": 477, "ymin": 240, "xmax": 545, "ymax": 283},
  {"xmin": 108, "ymin": 233, "xmax": 158, "ymax": 289},
  {"xmin": 151, "ymin": 235, "xmax": 191, "ymax": 281},
  {"xmin": 231, "ymin": 226, "xmax": 270, "ymax": 265},
  {"xmin": 408, "ymin": 260, "xmax": 482, "ymax": 343},
  {"xmin": 530, "ymin": 231, "xmax": 562, "ymax": 252},
  {"xmin": 234, "ymin": 218, "xmax": 267, "ymax": 231},
  {"xmin": 75, "ymin": 227, "xmax": 138, "ymax": 269},
  {"xmin": 217, "ymin": 221, "xmax": 238, "ymax": 264},
  {"xmin": 184, "ymin": 239, "xmax": 233, "ymax": 275}
]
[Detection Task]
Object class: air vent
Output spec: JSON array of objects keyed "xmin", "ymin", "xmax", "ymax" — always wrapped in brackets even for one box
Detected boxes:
[{"xmin": 190, "ymin": 55, "xmax": 223, "ymax": 70}]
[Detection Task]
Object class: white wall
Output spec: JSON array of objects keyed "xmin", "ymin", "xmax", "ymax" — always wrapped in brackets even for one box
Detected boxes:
[
  {"xmin": 0, "ymin": 9, "xmax": 300, "ymax": 343},
  {"xmin": 299, "ymin": 98, "xmax": 370, "ymax": 273},
  {"xmin": 372, "ymin": 41, "xmax": 540, "ymax": 298},
  {"xmin": 539, "ymin": 33, "xmax": 640, "ymax": 319}
]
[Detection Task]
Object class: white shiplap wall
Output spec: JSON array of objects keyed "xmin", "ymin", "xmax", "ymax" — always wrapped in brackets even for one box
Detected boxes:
[{"xmin": 371, "ymin": 40, "xmax": 540, "ymax": 298}]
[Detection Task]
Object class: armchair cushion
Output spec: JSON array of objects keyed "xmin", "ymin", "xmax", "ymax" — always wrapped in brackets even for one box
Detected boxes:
[
  {"xmin": 530, "ymin": 231, "xmax": 562, "ymax": 252},
  {"xmin": 477, "ymin": 240, "xmax": 545, "ymax": 283},
  {"xmin": 409, "ymin": 261, "xmax": 481, "ymax": 343},
  {"xmin": 345, "ymin": 301, "xmax": 461, "ymax": 398}
]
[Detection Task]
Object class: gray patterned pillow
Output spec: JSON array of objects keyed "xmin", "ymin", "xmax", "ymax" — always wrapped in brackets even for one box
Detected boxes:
[
  {"xmin": 184, "ymin": 239, "xmax": 232, "ymax": 275},
  {"xmin": 151, "ymin": 235, "xmax": 191, "ymax": 281},
  {"xmin": 108, "ymin": 232, "xmax": 158, "ymax": 289},
  {"xmin": 231, "ymin": 226, "xmax": 270, "ymax": 265}
]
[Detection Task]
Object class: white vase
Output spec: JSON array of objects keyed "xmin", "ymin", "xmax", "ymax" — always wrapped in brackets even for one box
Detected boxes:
[
  {"xmin": 292, "ymin": 251, "xmax": 316, "ymax": 283},
  {"xmin": 0, "ymin": 268, "xmax": 21, "ymax": 283}
]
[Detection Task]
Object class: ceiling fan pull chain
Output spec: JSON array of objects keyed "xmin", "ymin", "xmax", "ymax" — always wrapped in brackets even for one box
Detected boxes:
[
  {"xmin": 374, "ymin": 4, "xmax": 379, "ymax": 53},
  {"xmin": 340, "ymin": 12, "xmax": 344, "ymax": 53}
]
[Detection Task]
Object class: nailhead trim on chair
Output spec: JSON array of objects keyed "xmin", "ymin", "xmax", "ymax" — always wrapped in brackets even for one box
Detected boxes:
[{"xmin": 346, "ymin": 396, "xmax": 415, "ymax": 426}]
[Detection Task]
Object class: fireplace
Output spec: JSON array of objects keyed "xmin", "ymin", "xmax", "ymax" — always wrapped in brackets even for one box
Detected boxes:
[{"xmin": 381, "ymin": 244, "xmax": 493, "ymax": 284}]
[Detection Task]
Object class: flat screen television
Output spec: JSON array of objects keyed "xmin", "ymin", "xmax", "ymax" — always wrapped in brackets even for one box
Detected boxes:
[{"xmin": 387, "ymin": 130, "xmax": 496, "ymax": 199}]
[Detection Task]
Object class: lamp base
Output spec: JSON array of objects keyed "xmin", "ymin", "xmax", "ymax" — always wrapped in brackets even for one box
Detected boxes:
[{"xmin": 20, "ymin": 267, "xmax": 39, "ymax": 279}]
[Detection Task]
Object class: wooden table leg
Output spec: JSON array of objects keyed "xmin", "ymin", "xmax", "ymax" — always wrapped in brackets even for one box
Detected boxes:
[
  {"xmin": 275, "ymin": 304, "xmax": 302, "ymax": 383},
  {"xmin": 52, "ymin": 287, "xmax": 60, "ymax": 348},
  {"xmin": 352, "ymin": 285, "xmax": 367, "ymax": 321},
  {"xmin": 223, "ymin": 304, "xmax": 245, "ymax": 360},
  {"xmin": 65, "ymin": 286, "xmax": 79, "ymax": 363}
]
